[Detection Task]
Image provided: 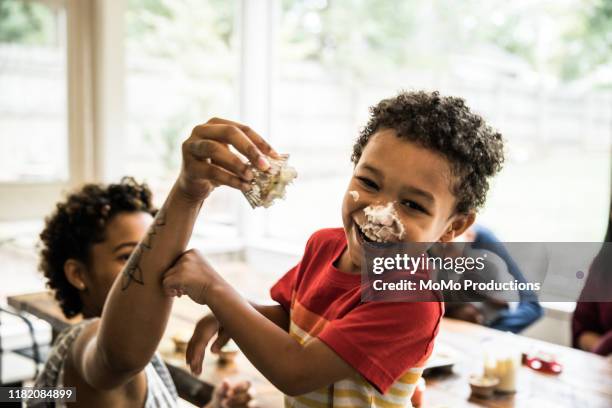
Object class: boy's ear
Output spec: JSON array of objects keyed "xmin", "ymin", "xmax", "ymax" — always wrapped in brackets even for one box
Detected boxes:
[
  {"xmin": 64, "ymin": 259, "xmax": 88, "ymax": 291},
  {"xmin": 439, "ymin": 213, "xmax": 476, "ymax": 242}
]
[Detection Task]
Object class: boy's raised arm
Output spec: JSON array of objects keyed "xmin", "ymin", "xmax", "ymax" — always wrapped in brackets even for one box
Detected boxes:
[{"xmin": 75, "ymin": 119, "xmax": 277, "ymax": 389}]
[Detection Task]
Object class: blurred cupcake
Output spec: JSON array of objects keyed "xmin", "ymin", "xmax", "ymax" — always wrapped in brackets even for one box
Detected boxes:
[
  {"xmin": 217, "ymin": 340, "xmax": 240, "ymax": 365},
  {"xmin": 171, "ymin": 329, "xmax": 192, "ymax": 354},
  {"xmin": 244, "ymin": 154, "xmax": 297, "ymax": 208}
]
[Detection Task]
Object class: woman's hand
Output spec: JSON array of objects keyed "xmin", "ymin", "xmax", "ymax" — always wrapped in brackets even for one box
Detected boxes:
[
  {"xmin": 178, "ymin": 117, "xmax": 280, "ymax": 202},
  {"xmin": 185, "ymin": 314, "xmax": 231, "ymax": 375},
  {"xmin": 206, "ymin": 380, "xmax": 255, "ymax": 408},
  {"xmin": 592, "ymin": 331, "xmax": 612, "ymax": 356},
  {"xmin": 162, "ymin": 249, "xmax": 221, "ymax": 305}
]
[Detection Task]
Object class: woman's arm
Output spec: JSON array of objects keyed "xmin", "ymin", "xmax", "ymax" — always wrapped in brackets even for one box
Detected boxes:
[
  {"xmin": 71, "ymin": 118, "xmax": 277, "ymax": 390},
  {"xmin": 578, "ymin": 331, "xmax": 602, "ymax": 352},
  {"xmin": 592, "ymin": 330, "xmax": 612, "ymax": 356},
  {"xmin": 73, "ymin": 183, "xmax": 204, "ymax": 389},
  {"xmin": 572, "ymin": 301, "xmax": 602, "ymax": 350}
]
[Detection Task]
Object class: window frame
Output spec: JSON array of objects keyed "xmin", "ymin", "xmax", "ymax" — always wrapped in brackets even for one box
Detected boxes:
[{"xmin": 0, "ymin": 0, "xmax": 126, "ymax": 220}]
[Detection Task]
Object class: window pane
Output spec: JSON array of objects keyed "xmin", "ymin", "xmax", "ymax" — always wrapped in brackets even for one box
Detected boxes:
[
  {"xmin": 268, "ymin": 0, "xmax": 611, "ymax": 243},
  {"xmin": 125, "ymin": 0, "xmax": 240, "ymax": 224},
  {"xmin": 0, "ymin": 0, "xmax": 68, "ymax": 182}
]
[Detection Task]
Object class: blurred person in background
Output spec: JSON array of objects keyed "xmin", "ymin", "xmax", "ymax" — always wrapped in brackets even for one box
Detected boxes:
[
  {"xmin": 443, "ymin": 224, "xmax": 543, "ymax": 333},
  {"xmin": 573, "ymin": 202, "xmax": 612, "ymax": 357},
  {"xmin": 30, "ymin": 177, "xmax": 252, "ymax": 408}
]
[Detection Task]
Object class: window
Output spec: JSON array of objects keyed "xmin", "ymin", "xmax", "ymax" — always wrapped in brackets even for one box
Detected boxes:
[
  {"xmin": 265, "ymin": 0, "xmax": 612, "ymax": 243},
  {"xmin": 0, "ymin": 0, "xmax": 103, "ymax": 220},
  {"xmin": 0, "ymin": 0, "xmax": 68, "ymax": 183},
  {"xmin": 124, "ymin": 0, "xmax": 241, "ymax": 228},
  {"xmin": 2, "ymin": 0, "xmax": 609, "ymax": 243}
]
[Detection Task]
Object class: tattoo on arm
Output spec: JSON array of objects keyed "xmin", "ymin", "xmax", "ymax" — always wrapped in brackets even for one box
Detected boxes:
[{"xmin": 121, "ymin": 207, "xmax": 167, "ymax": 291}]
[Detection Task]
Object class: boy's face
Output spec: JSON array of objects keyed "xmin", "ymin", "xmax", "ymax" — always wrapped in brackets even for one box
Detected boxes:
[{"xmin": 340, "ymin": 129, "xmax": 473, "ymax": 273}]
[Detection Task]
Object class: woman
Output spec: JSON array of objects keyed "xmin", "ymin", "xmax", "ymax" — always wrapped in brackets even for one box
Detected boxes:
[
  {"xmin": 31, "ymin": 177, "xmax": 252, "ymax": 407},
  {"xmin": 573, "ymin": 206, "xmax": 612, "ymax": 356}
]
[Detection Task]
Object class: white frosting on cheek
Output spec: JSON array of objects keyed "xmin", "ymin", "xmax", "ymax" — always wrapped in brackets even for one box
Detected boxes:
[
  {"xmin": 361, "ymin": 202, "xmax": 406, "ymax": 241},
  {"xmin": 349, "ymin": 190, "xmax": 359, "ymax": 202}
]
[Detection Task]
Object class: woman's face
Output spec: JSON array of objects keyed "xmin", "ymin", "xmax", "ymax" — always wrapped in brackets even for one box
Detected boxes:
[{"xmin": 82, "ymin": 211, "xmax": 153, "ymax": 316}]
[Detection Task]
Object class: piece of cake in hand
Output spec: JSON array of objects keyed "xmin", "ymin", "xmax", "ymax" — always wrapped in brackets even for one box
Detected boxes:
[{"xmin": 243, "ymin": 154, "xmax": 297, "ymax": 208}]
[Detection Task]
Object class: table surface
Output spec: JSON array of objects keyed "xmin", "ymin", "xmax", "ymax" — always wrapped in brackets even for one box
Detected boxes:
[
  {"xmin": 427, "ymin": 318, "xmax": 612, "ymax": 408},
  {"xmin": 8, "ymin": 291, "xmax": 612, "ymax": 408}
]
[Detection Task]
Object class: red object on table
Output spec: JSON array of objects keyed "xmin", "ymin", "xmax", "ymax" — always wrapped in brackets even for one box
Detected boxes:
[{"xmin": 522, "ymin": 352, "xmax": 563, "ymax": 374}]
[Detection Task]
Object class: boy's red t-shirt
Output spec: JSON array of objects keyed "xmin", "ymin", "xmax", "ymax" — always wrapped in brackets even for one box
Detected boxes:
[{"xmin": 271, "ymin": 227, "xmax": 443, "ymax": 394}]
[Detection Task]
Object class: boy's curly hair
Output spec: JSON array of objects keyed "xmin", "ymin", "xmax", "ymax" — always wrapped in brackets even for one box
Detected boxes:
[
  {"xmin": 351, "ymin": 90, "xmax": 504, "ymax": 214},
  {"xmin": 38, "ymin": 177, "xmax": 157, "ymax": 318}
]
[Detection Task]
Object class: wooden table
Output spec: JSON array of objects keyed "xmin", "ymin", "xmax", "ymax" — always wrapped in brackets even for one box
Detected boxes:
[
  {"xmin": 423, "ymin": 319, "xmax": 612, "ymax": 407},
  {"xmin": 163, "ymin": 296, "xmax": 285, "ymax": 407},
  {"xmin": 8, "ymin": 292, "xmax": 612, "ymax": 407}
]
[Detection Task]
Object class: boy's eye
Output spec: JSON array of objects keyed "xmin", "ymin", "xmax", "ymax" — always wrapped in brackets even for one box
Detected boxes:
[
  {"xmin": 402, "ymin": 200, "xmax": 428, "ymax": 214},
  {"xmin": 356, "ymin": 176, "xmax": 379, "ymax": 190}
]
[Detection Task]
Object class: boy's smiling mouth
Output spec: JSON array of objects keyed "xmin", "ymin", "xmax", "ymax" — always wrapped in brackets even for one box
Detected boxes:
[
  {"xmin": 355, "ymin": 221, "xmax": 382, "ymax": 243},
  {"xmin": 352, "ymin": 203, "xmax": 406, "ymax": 246}
]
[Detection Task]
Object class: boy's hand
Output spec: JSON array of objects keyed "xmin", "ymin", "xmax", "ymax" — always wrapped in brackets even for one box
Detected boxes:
[
  {"xmin": 186, "ymin": 314, "xmax": 231, "ymax": 375},
  {"xmin": 178, "ymin": 117, "xmax": 280, "ymax": 202},
  {"xmin": 206, "ymin": 380, "xmax": 256, "ymax": 408},
  {"xmin": 162, "ymin": 249, "xmax": 221, "ymax": 305}
]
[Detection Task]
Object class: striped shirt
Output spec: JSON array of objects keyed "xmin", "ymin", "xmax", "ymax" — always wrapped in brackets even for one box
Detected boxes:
[
  {"xmin": 271, "ymin": 228, "xmax": 443, "ymax": 408},
  {"xmin": 27, "ymin": 319, "xmax": 177, "ymax": 408}
]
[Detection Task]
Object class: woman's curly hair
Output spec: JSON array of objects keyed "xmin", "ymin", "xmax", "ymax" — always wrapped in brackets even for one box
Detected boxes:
[
  {"xmin": 38, "ymin": 177, "xmax": 157, "ymax": 318},
  {"xmin": 351, "ymin": 90, "xmax": 505, "ymax": 214}
]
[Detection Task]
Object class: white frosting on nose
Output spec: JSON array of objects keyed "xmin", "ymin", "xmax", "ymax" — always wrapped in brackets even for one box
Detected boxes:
[{"xmin": 361, "ymin": 202, "xmax": 406, "ymax": 241}]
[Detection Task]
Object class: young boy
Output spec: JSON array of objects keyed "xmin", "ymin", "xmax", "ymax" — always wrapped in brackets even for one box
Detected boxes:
[{"xmin": 161, "ymin": 91, "xmax": 504, "ymax": 406}]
